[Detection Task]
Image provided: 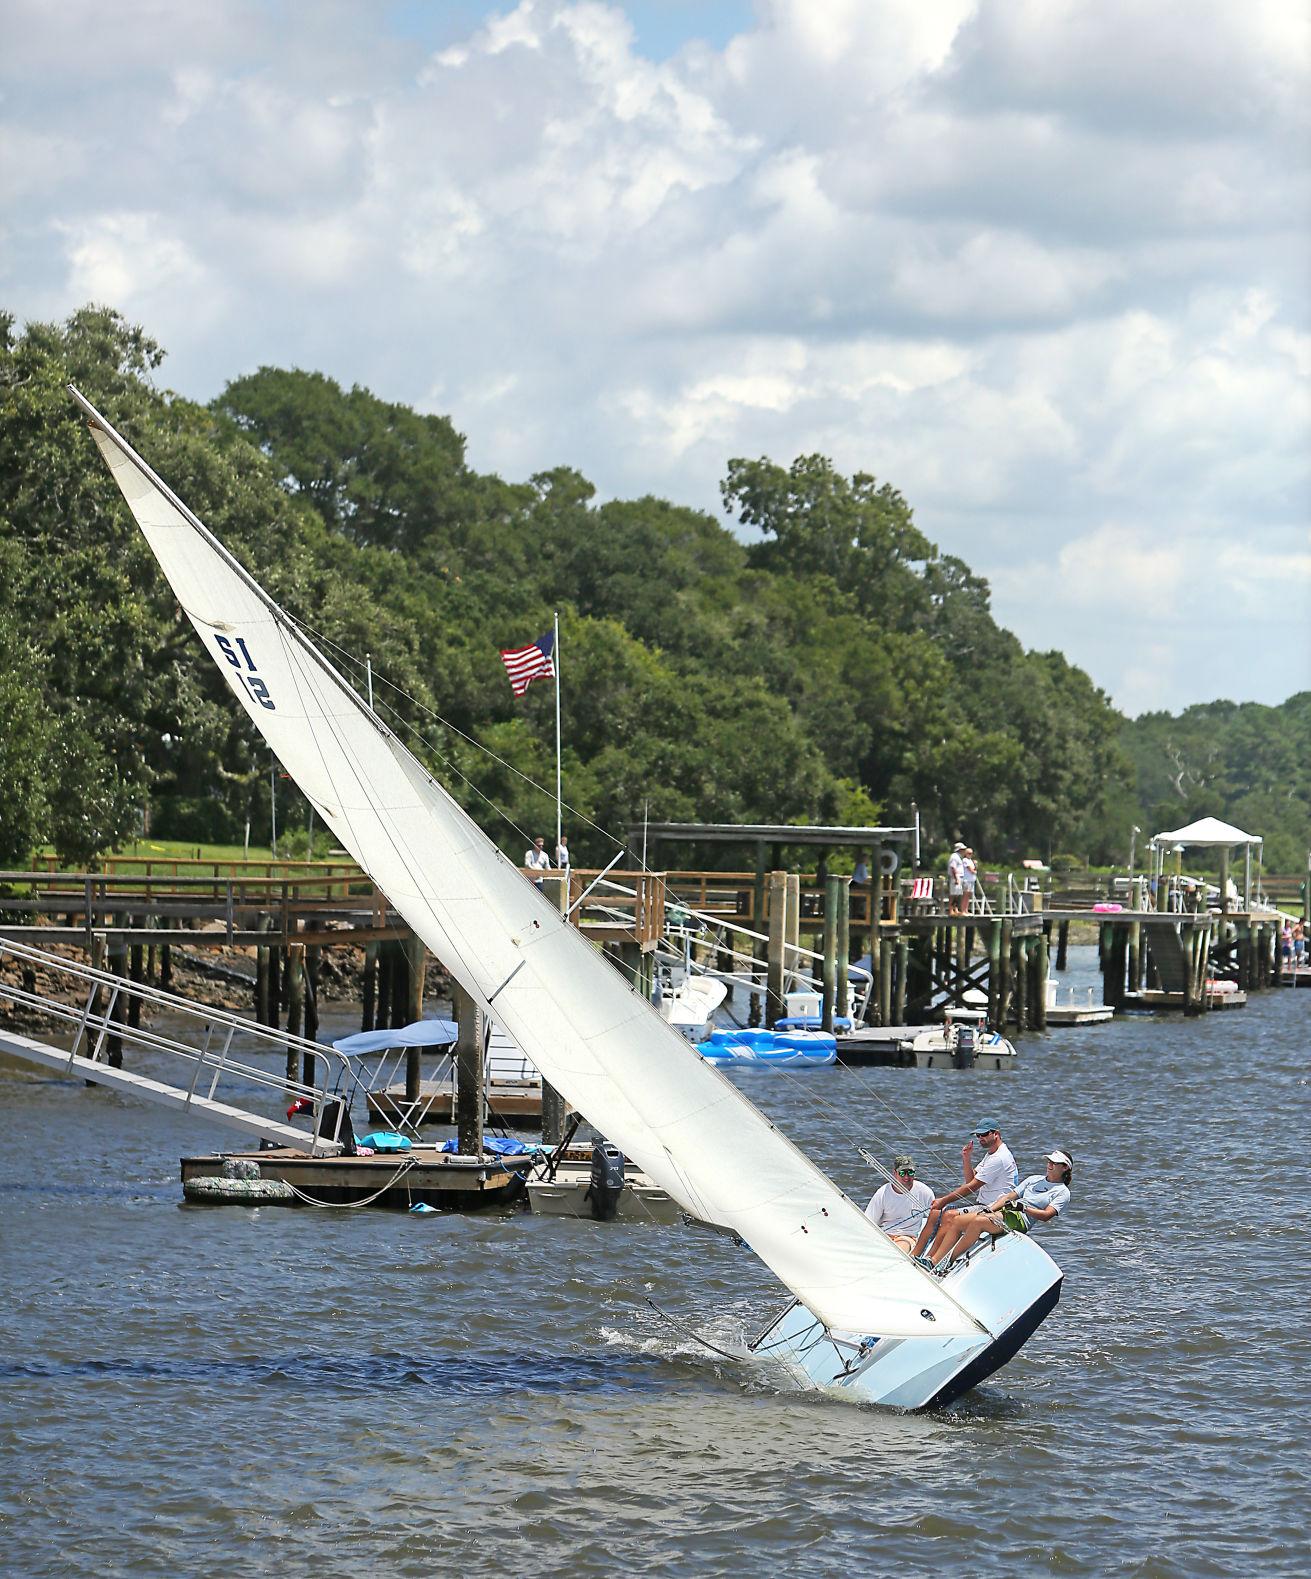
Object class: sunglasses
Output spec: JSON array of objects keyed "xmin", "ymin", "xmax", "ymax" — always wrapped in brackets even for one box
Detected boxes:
[{"xmin": 896, "ymin": 1167, "xmax": 915, "ymax": 1177}]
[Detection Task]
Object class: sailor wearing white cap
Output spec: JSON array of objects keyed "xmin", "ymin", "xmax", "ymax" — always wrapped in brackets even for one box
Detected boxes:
[{"xmin": 925, "ymin": 1149, "xmax": 1074, "ymax": 1270}]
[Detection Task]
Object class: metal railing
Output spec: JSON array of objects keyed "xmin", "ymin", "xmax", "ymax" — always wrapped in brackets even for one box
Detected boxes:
[{"xmin": 0, "ymin": 936, "xmax": 366, "ymax": 1154}]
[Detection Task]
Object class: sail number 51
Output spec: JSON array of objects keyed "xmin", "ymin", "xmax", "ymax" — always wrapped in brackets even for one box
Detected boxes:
[{"xmin": 214, "ymin": 634, "xmax": 276, "ymax": 710}]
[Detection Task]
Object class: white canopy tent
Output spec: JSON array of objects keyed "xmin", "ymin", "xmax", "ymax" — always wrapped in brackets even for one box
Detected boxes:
[{"xmin": 1150, "ymin": 817, "xmax": 1263, "ymax": 908}]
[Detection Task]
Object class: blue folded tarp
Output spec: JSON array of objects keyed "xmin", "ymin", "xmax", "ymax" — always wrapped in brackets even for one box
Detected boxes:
[
  {"xmin": 438, "ymin": 1136, "xmax": 535, "ymax": 1156},
  {"xmin": 332, "ymin": 1019, "xmax": 459, "ymax": 1056}
]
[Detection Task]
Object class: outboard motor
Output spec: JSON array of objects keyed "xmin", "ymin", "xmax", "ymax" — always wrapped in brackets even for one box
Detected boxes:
[
  {"xmin": 586, "ymin": 1139, "xmax": 625, "ymax": 1220},
  {"xmin": 952, "ymin": 1021, "xmax": 977, "ymax": 1069}
]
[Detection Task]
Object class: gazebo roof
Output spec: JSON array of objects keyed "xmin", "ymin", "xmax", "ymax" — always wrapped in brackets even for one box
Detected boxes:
[{"xmin": 1150, "ymin": 816, "xmax": 1262, "ymax": 849}]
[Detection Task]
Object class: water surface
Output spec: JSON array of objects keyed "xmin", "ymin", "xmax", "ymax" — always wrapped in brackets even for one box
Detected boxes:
[{"xmin": 2, "ymin": 949, "xmax": 1306, "ymax": 1575}]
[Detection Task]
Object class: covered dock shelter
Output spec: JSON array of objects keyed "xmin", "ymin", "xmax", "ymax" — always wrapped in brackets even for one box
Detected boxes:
[{"xmin": 1150, "ymin": 816, "xmax": 1263, "ymax": 911}]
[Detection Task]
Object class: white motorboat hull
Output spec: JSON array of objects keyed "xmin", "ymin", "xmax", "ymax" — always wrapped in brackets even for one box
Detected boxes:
[
  {"xmin": 748, "ymin": 1231, "xmax": 1062, "ymax": 1409},
  {"xmin": 659, "ymin": 976, "xmax": 729, "ymax": 1039},
  {"xmin": 909, "ymin": 1031, "xmax": 1017, "ymax": 1070},
  {"xmin": 526, "ymin": 1163, "xmax": 683, "ymax": 1224}
]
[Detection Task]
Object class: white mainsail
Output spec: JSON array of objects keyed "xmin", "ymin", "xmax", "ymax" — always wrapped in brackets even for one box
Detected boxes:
[{"xmin": 73, "ymin": 388, "xmax": 983, "ymax": 1342}]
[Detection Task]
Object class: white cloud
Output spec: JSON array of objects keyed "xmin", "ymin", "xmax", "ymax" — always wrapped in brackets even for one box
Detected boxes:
[{"xmin": 0, "ymin": 0, "xmax": 1306, "ymax": 712}]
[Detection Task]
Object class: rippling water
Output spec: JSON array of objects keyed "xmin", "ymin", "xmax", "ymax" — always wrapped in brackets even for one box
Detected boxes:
[{"xmin": 2, "ymin": 948, "xmax": 1307, "ymax": 1576}]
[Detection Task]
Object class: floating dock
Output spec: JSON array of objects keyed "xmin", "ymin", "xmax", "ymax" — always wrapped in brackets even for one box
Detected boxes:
[
  {"xmin": 1045, "ymin": 1003, "xmax": 1115, "ymax": 1025},
  {"xmin": 182, "ymin": 1145, "xmax": 531, "ymax": 1210}
]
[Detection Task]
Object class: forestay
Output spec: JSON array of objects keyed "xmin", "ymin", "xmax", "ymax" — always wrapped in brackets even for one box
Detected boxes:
[{"xmin": 73, "ymin": 387, "xmax": 982, "ymax": 1342}]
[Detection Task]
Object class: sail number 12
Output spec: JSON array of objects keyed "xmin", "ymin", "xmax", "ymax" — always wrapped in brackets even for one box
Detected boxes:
[{"xmin": 214, "ymin": 634, "xmax": 276, "ymax": 710}]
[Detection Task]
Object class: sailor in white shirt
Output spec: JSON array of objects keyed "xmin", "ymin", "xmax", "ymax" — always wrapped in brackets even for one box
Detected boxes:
[
  {"xmin": 925, "ymin": 1150, "xmax": 1073, "ymax": 1269},
  {"xmin": 865, "ymin": 1154, "xmax": 935, "ymax": 1252},
  {"xmin": 911, "ymin": 1120, "xmax": 1018, "ymax": 1260}
]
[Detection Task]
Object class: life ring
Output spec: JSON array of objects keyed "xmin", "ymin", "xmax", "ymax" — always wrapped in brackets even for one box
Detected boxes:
[{"xmin": 879, "ymin": 848, "xmax": 900, "ymax": 876}]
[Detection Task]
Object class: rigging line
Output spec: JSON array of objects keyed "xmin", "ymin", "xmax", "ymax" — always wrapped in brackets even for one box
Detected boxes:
[
  {"xmin": 265, "ymin": 609, "xmax": 542, "ymax": 1026},
  {"xmin": 282, "ymin": 611, "xmax": 630, "ymax": 860},
  {"xmin": 282, "ymin": 613, "xmax": 844, "ymax": 955},
  {"xmin": 281, "ymin": 616, "xmax": 803, "ymax": 977}
]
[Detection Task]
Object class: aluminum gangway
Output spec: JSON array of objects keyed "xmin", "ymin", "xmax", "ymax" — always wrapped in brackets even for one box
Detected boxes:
[{"xmin": 0, "ymin": 936, "xmax": 361, "ymax": 1154}]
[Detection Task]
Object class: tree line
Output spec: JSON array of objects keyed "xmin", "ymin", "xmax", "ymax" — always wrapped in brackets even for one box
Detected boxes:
[{"xmin": 1, "ymin": 306, "xmax": 1305, "ymax": 873}]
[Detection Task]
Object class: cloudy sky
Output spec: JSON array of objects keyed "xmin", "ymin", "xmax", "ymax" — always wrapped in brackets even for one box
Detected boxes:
[{"xmin": 3, "ymin": 0, "xmax": 1308, "ymax": 715}]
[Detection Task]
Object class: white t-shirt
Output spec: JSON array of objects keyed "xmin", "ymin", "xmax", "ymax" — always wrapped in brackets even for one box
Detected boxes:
[
  {"xmin": 556, "ymin": 843, "xmax": 570, "ymax": 868},
  {"xmin": 524, "ymin": 847, "xmax": 551, "ymax": 871},
  {"xmin": 947, "ymin": 852, "xmax": 965, "ymax": 890},
  {"xmin": 971, "ymin": 1142, "xmax": 1018, "ymax": 1207},
  {"xmin": 865, "ymin": 1178, "xmax": 934, "ymax": 1236},
  {"xmin": 1014, "ymin": 1173, "xmax": 1071, "ymax": 1225}
]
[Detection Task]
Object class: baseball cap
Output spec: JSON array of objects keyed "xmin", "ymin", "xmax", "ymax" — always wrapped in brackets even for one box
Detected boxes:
[
  {"xmin": 1044, "ymin": 1150, "xmax": 1071, "ymax": 1167},
  {"xmin": 893, "ymin": 1154, "xmax": 915, "ymax": 1174},
  {"xmin": 972, "ymin": 1121, "xmax": 1001, "ymax": 1135}
]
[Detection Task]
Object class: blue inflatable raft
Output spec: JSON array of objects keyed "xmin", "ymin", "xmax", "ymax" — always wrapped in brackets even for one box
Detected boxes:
[{"xmin": 695, "ymin": 1027, "xmax": 836, "ymax": 1069}]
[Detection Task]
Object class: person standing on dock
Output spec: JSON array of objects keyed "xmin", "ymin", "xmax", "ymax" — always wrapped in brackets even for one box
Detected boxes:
[
  {"xmin": 555, "ymin": 833, "xmax": 570, "ymax": 871},
  {"xmin": 947, "ymin": 843, "xmax": 967, "ymax": 915},
  {"xmin": 962, "ymin": 848, "xmax": 978, "ymax": 915},
  {"xmin": 524, "ymin": 836, "xmax": 551, "ymax": 886}
]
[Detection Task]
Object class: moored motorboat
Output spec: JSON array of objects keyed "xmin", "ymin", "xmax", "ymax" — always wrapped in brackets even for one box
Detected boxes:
[{"xmin": 906, "ymin": 1007, "xmax": 1016, "ymax": 1070}]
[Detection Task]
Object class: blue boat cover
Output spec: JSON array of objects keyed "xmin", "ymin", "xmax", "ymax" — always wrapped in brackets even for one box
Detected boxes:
[{"xmin": 332, "ymin": 1018, "xmax": 459, "ymax": 1055}]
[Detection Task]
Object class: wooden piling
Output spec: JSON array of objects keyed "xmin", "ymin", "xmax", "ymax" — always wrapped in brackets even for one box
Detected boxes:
[
  {"xmin": 128, "ymin": 924, "xmax": 144, "ymax": 1031},
  {"xmin": 256, "ymin": 916, "xmax": 271, "ymax": 1026},
  {"xmin": 1034, "ymin": 930, "xmax": 1049, "ymax": 1030},
  {"xmin": 1014, "ymin": 933, "xmax": 1028, "ymax": 1034},
  {"xmin": 987, "ymin": 921, "xmax": 1002, "ymax": 1027},
  {"xmin": 361, "ymin": 941, "xmax": 377, "ymax": 1031},
  {"xmin": 304, "ymin": 944, "xmax": 320, "ymax": 1045},
  {"xmin": 877, "ymin": 927, "xmax": 892, "ymax": 1026},
  {"xmin": 893, "ymin": 936, "xmax": 909, "ymax": 1025},
  {"xmin": 766, "ymin": 870, "xmax": 788, "ymax": 1027},
  {"xmin": 999, "ymin": 919, "xmax": 1014, "ymax": 1026},
  {"xmin": 836, "ymin": 876, "xmax": 851, "ymax": 1022},
  {"xmin": 1055, "ymin": 919, "xmax": 1069, "ymax": 972},
  {"xmin": 106, "ymin": 924, "xmax": 127, "ymax": 1067},
  {"xmin": 404, "ymin": 932, "xmax": 427, "ymax": 1103},
  {"xmin": 821, "ymin": 874, "xmax": 840, "ymax": 1032}
]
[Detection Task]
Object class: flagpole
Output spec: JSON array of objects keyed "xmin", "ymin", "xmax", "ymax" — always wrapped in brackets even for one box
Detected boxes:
[{"xmin": 554, "ymin": 611, "xmax": 562, "ymax": 869}]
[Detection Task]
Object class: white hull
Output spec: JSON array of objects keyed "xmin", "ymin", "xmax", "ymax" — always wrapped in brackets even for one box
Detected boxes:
[
  {"xmin": 526, "ymin": 1163, "xmax": 682, "ymax": 1224},
  {"xmin": 659, "ymin": 975, "xmax": 729, "ymax": 1038},
  {"xmin": 748, "ymin": 1231, "xmax": 1062, "ymax": 1409},
  {"xmin": 908, "ymin": 1030, "xmax": 1017, "ymax": 1070}
]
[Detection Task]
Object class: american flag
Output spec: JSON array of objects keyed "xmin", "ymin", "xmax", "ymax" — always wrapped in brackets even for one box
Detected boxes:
[{"xmin": 499, "ymin": 631, "xmax": 556, "ymax": 697}]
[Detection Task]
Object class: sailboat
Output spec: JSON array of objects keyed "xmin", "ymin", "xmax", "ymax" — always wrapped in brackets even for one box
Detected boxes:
[{"xmin": 70, "ymin": 387, "xmax": 1063, "ymax": 1410}]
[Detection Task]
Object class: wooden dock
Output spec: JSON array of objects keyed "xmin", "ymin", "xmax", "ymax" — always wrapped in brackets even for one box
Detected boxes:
[{"xmin": 181, "ymin": 1145, "xmax": 531, "ymax": 1210}]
